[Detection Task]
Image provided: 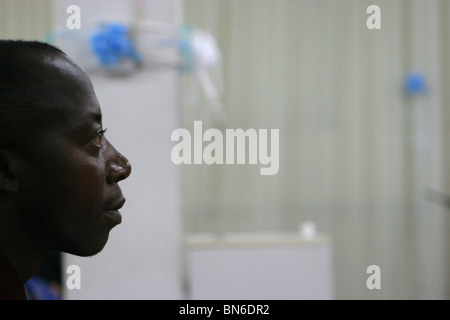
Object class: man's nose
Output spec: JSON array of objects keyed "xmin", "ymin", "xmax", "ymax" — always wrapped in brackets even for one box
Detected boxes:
[{"xmin": 106, "ymin": 141, "xmax": 132, "ymax": 184}]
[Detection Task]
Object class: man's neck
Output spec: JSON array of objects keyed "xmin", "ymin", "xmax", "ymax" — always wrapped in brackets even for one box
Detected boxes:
[{"xmin": 0, "ymin": 214, "xmax": 49, "ymax": 283}]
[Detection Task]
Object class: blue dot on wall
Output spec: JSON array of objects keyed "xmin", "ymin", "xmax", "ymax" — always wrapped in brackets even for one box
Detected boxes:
[{"xmin": 404, "ymin": 72, "xmax": 427, "ymax": 95}]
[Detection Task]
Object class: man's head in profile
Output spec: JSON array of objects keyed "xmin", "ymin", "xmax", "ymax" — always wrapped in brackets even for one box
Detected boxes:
[{"xmin": 0, "ymin": 40, "xmax": 132, "ymax": 291}]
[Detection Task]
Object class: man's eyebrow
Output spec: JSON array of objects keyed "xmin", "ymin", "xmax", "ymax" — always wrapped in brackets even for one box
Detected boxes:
[{"xmin": 87, "ymin": 112, "xmax": 102, "ymax": 124}]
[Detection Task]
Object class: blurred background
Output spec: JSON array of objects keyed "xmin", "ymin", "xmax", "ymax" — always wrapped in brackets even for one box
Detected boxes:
[{"xmin": 0, "ymin": 0, "xmax": 449, "ymax": 300}]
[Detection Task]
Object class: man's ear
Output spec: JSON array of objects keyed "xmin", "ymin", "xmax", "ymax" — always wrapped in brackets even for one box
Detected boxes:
[{"xmin": 0, "ymin": 149, "xmax": 19, "ymax": 193}]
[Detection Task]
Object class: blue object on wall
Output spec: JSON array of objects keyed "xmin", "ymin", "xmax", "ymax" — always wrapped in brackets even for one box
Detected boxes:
[
  {"xmin": 404, "ymin": 72, "xmax": 427, "ymax": 95},
  {"xmin": 90, "ymin": 23, "xmax": 142, "ymax": 67}
]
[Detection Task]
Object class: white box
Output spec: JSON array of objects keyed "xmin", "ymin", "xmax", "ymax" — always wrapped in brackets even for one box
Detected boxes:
[{"xmin": 185, "ymin": 233, "xmax": 334, "ymax": 300}]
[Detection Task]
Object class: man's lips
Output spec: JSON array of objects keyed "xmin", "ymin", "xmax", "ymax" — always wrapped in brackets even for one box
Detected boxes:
[
  {"xmin": 103, "ymin": 197, "xmax": 126, "ymax": 224},
  {"xmin": 105, "ymin": 197, "xmax": 126, "ymax": 211}
]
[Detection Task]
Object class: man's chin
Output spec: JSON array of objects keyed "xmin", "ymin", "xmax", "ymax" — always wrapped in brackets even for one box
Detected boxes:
[{"xmin": 61, "ymin": 235, "xmax": 110, "ymax": 257}]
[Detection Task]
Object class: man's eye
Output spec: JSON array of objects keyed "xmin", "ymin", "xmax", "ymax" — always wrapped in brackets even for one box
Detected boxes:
[{"xmin": 91, "ymin": 129, "xmax": 107, "ymax": 147}]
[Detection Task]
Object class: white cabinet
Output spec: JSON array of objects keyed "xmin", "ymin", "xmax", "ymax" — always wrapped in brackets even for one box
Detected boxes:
[{"xmin": 185, "ymin": 233, "xmax": 334, "ymax": 300}]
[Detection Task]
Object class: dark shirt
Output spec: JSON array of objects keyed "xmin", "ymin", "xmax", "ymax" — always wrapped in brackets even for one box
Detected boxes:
[{"xmin": 0, "ymin": 254, "xmax": 27, "ymax": 300}]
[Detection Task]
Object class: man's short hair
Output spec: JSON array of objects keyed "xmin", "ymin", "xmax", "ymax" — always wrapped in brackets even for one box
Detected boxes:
[{"xmin": 0, "ymin": 40, "xmax": 67, "ymax": 152}]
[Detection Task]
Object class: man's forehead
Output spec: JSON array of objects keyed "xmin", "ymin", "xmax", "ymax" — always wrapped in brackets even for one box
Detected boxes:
[
  {"xmin": 43, "ymin": 54, "xmax": 87, "ymax": 81},
  {"xmin": 37, "ymin": 55, "xmax": 102, "ymax": 122},
  {"xmin": 0, "ymin": 46, "xmax": 103, "ymax": 153},
  {"xmin": 42, "ymin": 54, "xmax": 92, "ymax": 91}
]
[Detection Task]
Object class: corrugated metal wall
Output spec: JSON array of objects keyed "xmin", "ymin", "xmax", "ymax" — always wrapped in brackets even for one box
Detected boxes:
[
  {"xmin": 181, "ymin": 0, "xmax": 449, "ymax": 299},
  {"xmin": 0, "ymin": 0, "xmax": 52, "ymax": 40}
]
